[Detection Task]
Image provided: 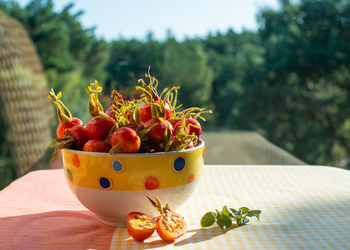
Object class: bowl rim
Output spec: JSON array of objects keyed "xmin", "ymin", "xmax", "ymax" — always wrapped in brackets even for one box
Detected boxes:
[{"xmin": 62, "ymin": 138, "xmax": 205, "ymax": 157}]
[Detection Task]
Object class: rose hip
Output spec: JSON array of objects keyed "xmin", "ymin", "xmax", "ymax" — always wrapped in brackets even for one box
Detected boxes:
[
  {"xmin": 48, "ymin": 89, "xmax": 83, "ymax": 138},
  {"xmin": 110, "ymin": 127, "xmax": 141, "ymax": 153},
  {"xmin": 86, "ymin": 117, "xmax": 114, "ymax": 139},
  {"xmin": 83, "ymin": 139, "xmax": 110, "ymax": 152},
  {"xmin": 144, "ymin": 119, "xmax": 173, "ymax": 144},
  {"xmin": 174, "ymin": 118, "xmax": 202, "ymax": 138},
  {"xmin": 139, "ymin": 101, "xmax": 171, "ymax": 123},
  {"xmin": 64, "ymin": 125, "xmax": 89, "ymax": 150},
  {"xmin": 56, "ymin": 117, "xmax": 83, "ymax": 138}
]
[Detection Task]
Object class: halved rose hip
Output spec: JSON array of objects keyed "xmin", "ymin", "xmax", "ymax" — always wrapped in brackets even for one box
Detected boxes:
[{"xmin": 126, "ymin": 212, "xmax": 156, "ymax": 242}]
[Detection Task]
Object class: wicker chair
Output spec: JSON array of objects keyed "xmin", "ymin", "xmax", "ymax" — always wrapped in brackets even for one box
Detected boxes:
[{"xmin": 0, "ymin": 11, "xmax": 54, "ymax": 177}]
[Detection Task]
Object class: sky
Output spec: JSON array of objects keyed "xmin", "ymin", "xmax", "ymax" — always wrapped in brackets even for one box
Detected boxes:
[{"xmin": 17, "ymin": 0, "xmax": 280, "ymax": 41}]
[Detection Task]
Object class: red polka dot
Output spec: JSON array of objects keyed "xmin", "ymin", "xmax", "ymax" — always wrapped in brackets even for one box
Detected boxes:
[
  {"xmin": 144, "ymin": 176, "xmax": 160, "ymax": 190},
  {"xmin": 72, "ymin": 154, "xmax": 80, "ymax": 168},
  {"xmin": 187, "ymin": 174, "xmax": 195, "ymax": 184}
]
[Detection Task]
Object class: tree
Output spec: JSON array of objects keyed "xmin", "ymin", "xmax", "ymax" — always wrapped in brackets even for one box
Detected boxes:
[
  {"xmin": 105, "ymin": 33, "xmax": 164, "ymax": 96},
  {"xmin": 251, "ymin": 0, "xmax": 350, "ymax": 165},
  {"xmin": 2, "ymin": 0, "xmax": 350, "ymax": 168},
  {"xmin": 161, "ymin": 39, "xmax": 214, "ymax": 109}
]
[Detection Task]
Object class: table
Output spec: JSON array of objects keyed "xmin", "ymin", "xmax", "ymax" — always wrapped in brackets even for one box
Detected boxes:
[{"xmin": 1, "ymin": 165, "xmax": 350, "ymax": 249}]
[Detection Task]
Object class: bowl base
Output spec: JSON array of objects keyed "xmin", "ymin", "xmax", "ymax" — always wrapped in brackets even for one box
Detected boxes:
[{"xmin": 97, "ymin": 215, "xmax": 126, "ymax": 227}]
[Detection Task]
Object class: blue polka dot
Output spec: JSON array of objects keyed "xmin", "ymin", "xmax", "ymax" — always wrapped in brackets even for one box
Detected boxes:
[
  {"xmin": 112, "ymin": 160, "xmax": 123, "ymax": 172},
  {"xmin": 99, "ymin": 177, "xmax": 111, "ymax": 189},
  {"xmin": 173, "ymin": 157, "xmax": 186, "ymax": 172}
]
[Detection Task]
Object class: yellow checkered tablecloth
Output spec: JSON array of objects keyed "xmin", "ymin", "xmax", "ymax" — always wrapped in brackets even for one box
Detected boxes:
[
  {"xmin": 1, "ymin": 165, "xmax": 350, "ymax": 249},
  {"xmin": 110, "ymin": 165, "xmax": 350, "ymax": 249}
]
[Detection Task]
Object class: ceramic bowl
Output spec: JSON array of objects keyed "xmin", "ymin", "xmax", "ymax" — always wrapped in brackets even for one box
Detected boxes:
[{"xmin": 61, "ymin": 140, "xmax": 205, "ymax": 227}]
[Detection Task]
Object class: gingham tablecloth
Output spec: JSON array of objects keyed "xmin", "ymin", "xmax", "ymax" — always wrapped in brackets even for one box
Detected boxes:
[{"xmin": 1, "ymin": 165, "xmax": 350, "ymax": 249}]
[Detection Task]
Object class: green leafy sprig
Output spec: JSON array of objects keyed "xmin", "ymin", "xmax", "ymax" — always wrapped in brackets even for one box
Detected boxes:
[
  {"xmin": 201, "ymin": 206, "xmax": 261, "ymax": 231},
  {"xmin": 86, "ymin": 80, "xmax": 104, "ymax": 117},
  {"xmin": 48, "ymin": 88, "xmax": 72, "ymax": 123}
]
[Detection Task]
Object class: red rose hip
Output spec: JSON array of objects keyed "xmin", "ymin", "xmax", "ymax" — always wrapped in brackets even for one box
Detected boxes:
[
  {"xmin": 83, "ymin": 139, "xmax": 110, "ymax": 152},
  {"xmin": 64, "ymin": 125, "xmax": 89, "ymax": 150},
  {"xmin": 110, "ymin": 127, "xmax": 141, "ymax": 153},
  {"xmin": 86, "ymin": 117, "xmax": 114, "ymax": 139}
]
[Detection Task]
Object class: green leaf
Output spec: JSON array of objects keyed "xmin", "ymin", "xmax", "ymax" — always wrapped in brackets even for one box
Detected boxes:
[
  {"xmin": 200, "ymin": 212, "xmax": 217, "ymax": 228},
  {"xmin": 232, "ymin": 209, "xmax": 242, "ymax": 219},
  {"xmin": 216, "ymin": 212, "xmax": 232, "ymax": 230},
  {"xmin": 222, "ymin": 206, "xmax": 233, "ymax": 218},
  {"xmin": 230, "ymin": 208, "xmax": 238, "ymax": 214},
  {"xmin": 201, "ymin": 206, "xmax": 261, "ymax": 232},
  {"xmin": 239, "ymin": 207, "xmax": 250, "ymax": 215},
  {"xmin": 237, "ymin": 217, "xmax": 249, "ymax": 226},
  {"xmin": 247, "ymin": 210, "xmax": 261, "ymax": 220}
]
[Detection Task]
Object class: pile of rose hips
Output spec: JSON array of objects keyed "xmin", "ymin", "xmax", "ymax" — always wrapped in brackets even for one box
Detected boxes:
[{"xmin": 49, "ymin": 71, "xmax": 211, "ymax": 159}]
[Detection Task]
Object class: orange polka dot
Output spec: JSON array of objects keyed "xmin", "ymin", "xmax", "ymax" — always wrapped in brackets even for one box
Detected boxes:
[
  {"xmin": 144, "ymin": 176, "xmax": 160, "ymax": 190},
  {"xmin": 72, "ymin": 154, "xmax": 80, "ymax": 168},
  {"xmin": 187, "ymin": 174, "xmax": 195, "ymax": 184},
  {"xmin": 202, "ymin": 148, "xmax": 205, "ymax": 160}
]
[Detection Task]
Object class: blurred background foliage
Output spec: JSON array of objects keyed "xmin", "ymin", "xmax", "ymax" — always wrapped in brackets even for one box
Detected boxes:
[{"xmin": 1, "ymin": 0, "xmax": 350, "ymax": 174}]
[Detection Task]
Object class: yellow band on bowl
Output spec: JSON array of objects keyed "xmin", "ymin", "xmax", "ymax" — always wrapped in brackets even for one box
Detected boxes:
[{"xmin": 62, "ymin": 143, "xmax": 204, "ymax": 191}]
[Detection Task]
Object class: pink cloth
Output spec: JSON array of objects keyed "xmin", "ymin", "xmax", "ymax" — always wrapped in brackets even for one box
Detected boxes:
[{"xmin": 0, "ymin": 170, "xmax": 115, "ymax": 250}]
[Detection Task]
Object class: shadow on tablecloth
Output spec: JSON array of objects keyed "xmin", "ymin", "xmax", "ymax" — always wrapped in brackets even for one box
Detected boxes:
[{"xmin": 0, "ymin": 210, "xmax": 115, "ymax": 250}]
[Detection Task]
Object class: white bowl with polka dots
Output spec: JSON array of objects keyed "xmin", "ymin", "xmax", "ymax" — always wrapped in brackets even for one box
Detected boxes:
[{"xmin": 61, "ymin": 140, "xmax": 205, "ymax": 227}]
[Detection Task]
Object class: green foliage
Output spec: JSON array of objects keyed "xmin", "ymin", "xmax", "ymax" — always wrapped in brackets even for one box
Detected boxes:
[
  {"xmin": 199, "ymin": 0, "xmax": 350, "ymax": 167},
  {"xmin": 46, "ymin": 68, "xmax": 91, "ymax": 123},
  {"xmin": 201, "ymin": 206, "xmax": 261, "ymax": 231},
  {"xmin": 161, "ymin": 40, "xmax": 214, "ymax": 108},
  {"xmin": 251, "ymin": 0, "xmax": 350, "ymax": 165},
  {"xmin": 1, "ymin": 0, "xmax": 350, "ymax": 175},
  {"xmin": 105, "ymin": 36, "xmax": 163, "ymax": 95}
]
